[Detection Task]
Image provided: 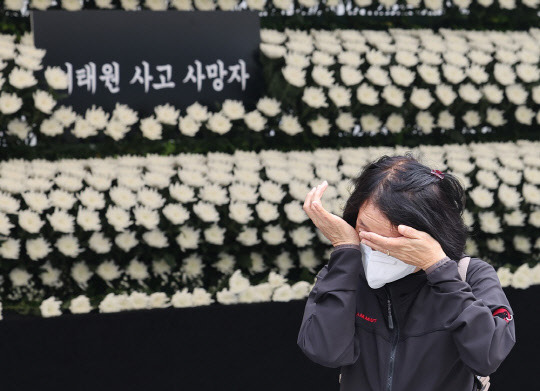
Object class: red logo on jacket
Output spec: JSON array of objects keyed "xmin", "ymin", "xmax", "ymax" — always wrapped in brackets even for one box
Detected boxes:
[{"xmin": 356, "ymin": 312, "xmax": 377, "ymax": 323}]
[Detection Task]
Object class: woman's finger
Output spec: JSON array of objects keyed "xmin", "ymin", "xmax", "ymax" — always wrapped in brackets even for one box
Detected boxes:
[
  {"xmin": 359, "ymin": 231, "xmax": 404, "ymax": 251},
  {"xmin": 360, "ymin": 238, "xmax": 385, "ymax": 253},
  {"xmin": 397, "ymin": 224, "xmax": 423, "ymax": 239},
  {"xmin": 303, "ymin": 186, "xmax": 317, "ymax": 213},
  {"xmin": 310, "ymin": 181, "xmax": 327, "ymax": 208}
]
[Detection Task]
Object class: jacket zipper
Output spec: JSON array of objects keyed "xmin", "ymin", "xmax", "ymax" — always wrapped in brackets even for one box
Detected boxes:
[{"xmin": 384, "ymin": 286, "xmax": 399, "ymax": 391}]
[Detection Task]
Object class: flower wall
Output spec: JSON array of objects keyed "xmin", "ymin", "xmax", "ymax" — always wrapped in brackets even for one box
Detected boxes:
[
  {"xmin": 1, "ymin": 28, "xmax": 539, "ymax": 160},
  {"xmin": 0, "ymin": 140, "xmax": 539, "ymax": 317}
]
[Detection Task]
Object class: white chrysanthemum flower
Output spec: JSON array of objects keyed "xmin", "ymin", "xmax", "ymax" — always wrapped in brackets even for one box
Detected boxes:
[
  {"xmin": 154, "ymin": 103, "xmax": 180, "ymax": 125},
  {"xmin": 237, "ymin": 226, "xmax": 260, "ymax": 246},
  {"xmin": 228, "ymin": 269, "xmax": 251, "ymax": 294},
  {"xmin": 302, "ymin": 86, "xmax": 328, "ymax": 108},
  {"xmin": 486, "ymin": 109, "xmax": 506, "ymax": 127},
  {"xmin": 289, "ymin": 226, "xmax": 315, "ymax": 247},
  {"xmin": 176, "ymin": 226, "xmax": 200, "ymax": 251},
  {"xmin": 139, "ymin": 116, "xmax": 162, "ymax": 140},
  {"xmin": 410, "ymin": 88, "xmax": 434, "ymax": 110},
  {"xmin": 340, "ymin": 66, "xmax": 363, "ymax": 86},
  {"xmin": 262, "ymin": 224, "xmax": 286, "ymax": 245},
  {"xmin": 125, "ymin": 258, "xmax": 150, "ymax": 281},
  {"xmin": 311, "ymin": 65, "xmax": 335, "ymax": 87},
  {"xmin": 360, "ymin": 114, "xmax": 381, "ymax": 133},
  {"xmin": 482, "ymin": 84, "xmax": 503, "ymax": 104},
  {"xmin": 40, "ymin": 296, "xmax": 62, "ymax": 318},
  {"xmin": 462, "ymin": 111, "xmax": 481, "ymax": 128},
  {"xmin": 478, "ymin": 211, "xmax": 502, "ymax": 234},
  {"xmin": 47, "ymin": 207, "xmax": 75, "ymax": 233},
  {"xmin": 496, "ymin": 266, "xmax": 512, "ymax": 287},
  {"xmin": 513, "ymin": 235, "xmax": 531, "ymax": 254},
  {"xmin": 308, "ymin": 116, "xmax": 331, "ymax": 137},
  {"xmin": 434, "ymin": 84, "xmax": 456, "ymax": 106},
  {"xmin": 96, "ymin": 259, "xmax": 122, "ymax": 281},
  {"xmin": 133, "ymin": 206, "xmax": 160, "ymax": 230},
  {"xmin": 476, "ymin": 170, "xmax": 499, "ymax": 189},
  {"xmin": 151, "ymin": 258, "xmax": 172, "ymax": 278},
  {"xmin": 497, "ymin": 184, "xmax": 522, "ymax": 209},
  {"xmin": 203, "ymin": 224, "xmax": 226, "ymax": 245},
  {"xmin": 437, "ymin": 111, "xmax": 454, "ymax": 130},
  {"xmin": 504, "ymin": 210, "xmax": 526, "ymax": 226},
  {"xmin": 335, "ymin": 112, "xmax": 355, "ymax": 132},
  {"xmin": 98, "ymin": 293, "xmax": 122, "ymax": 313},
  {"xmin": 493, "ymin": 63, "xmax": 516, "ymax": 86},
  {"xmin": 1, "ymin": 238, "xmax": 20, "ymax": 259},
  {"xmin": 510, "ymin": 263, "xmax": 531, "ymax": 289},
  {"xmin": 206, "ymin": 113, "xmax": 232, "ymax": 135},
  {"xmin": 389, "ymin": 65, "xmax": 415, "ymax": 86},
  {"xmin": 148, "ymin": 292, "xmax": 171, "ymax": 309},
  {"xmin": 256, "ymin": 97, "xmax": 280, "ymax": 117},
  {"xmin": 385, "ymin": 113, "xmax": 404, "ymax": 134},
  {"xmin": 279, "ymin": 114, "xmax": 303, "ymax": 136},
  {"xmin": 44, "ymin": 66, "xmax": 68, "ymax": 89},
  {"xmin": 8, "ymin": 66, "xmax": 37, "ymax": 89},
  {"xmin": 416, "ymin": 111, "xmax": 434, "ymax": 134},
  {"xmin": 77, "ymin": 187, "xmax": 105, "ymax": 211},
  {"xmin": 515, "ymin": 106, "xmax": 535, "ymax": 125},
  {"xmin": 212, "ymin": 253, "xmax": 235, "ymax": 275},
  {"xmin": 469, "ymin": 186, "xmax": 494, "ymax": 208},
  {"xmin": 170, "ymin": 288, "xmax": 193, "ymax": 308},
  {"xmin": 282, "ymin": 65, "xmax": 306, "ymax": 87},
  {"xmin": 192, "ymin": 200, "xmax": 220, "ymax": 222},
  {"xmin": 298, "ymin": 248, "xmax": 320, "ymax": 273},
  {"xmin": 356, "ymin": 83, "xmax": 379, "ymax": 106},
  {"xmin": 221, "ymin": 99, "xmax": 245, "ymax": 120},
  {"xmin": 18, "ymin": 209, "xmax": 44, "ymax": 233},
  {"xmin": 328, "ymin": 86, "xmax": 351, "ymax": 107},
  {"xmin": 243, "ymin": 110, "xmax": 266, "ymax": 132},
  {"xmin": 69, "ymin": 295, "xmax": 93, "ymax": 314},
  {"xmin": 71, "ymin": 261, "xmax": 93, "ymax": 288},
  {"xmin": 381, "ymin": 85, "xmax": 405, "ymax": 107},
  {"xmin": 365, "ymin": 66, "xmax": 390, "ymax": 86},
  {"xmin": 458, "ymin": 83, "xmax": 482, "ymax": 104},
  {"xmin": 272, "ymin": 284, "xmax": 294, "ymax": 302},
  {"xmin": 25, "ymin": 237, "xmax": 51, "ymax": 261},
  {"xmin": 0, "ymin": 91, "xmax": 23, "ymax": 114},
  {"xmin": 6, "ymin": 118, "xmax": 30, "ymax": 140},
  {"xmin": 181, "ymin": 254, "xmax": 205, "ymax": 280},
  {"xmin": 143, "ymin": 229, "xmax": 168, "ymax": 248},
  {"xmin": 523, "ymin": 184, "xmax": 540, "ymax": 205},
  {"xmin": 178, "ymin": 115, "xmax": 200, "ymax": 136}
]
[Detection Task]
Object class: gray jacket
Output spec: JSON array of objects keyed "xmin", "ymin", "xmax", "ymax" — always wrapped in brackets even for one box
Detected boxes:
[{"xmin": 297, "ymin": 244, "xmax": 516, "ymax": 391}]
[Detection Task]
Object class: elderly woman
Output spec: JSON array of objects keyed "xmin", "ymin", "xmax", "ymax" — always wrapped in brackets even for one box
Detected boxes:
[{"xmin": 297, "ymin": 154, "xmax": 516, "ymax": 391}]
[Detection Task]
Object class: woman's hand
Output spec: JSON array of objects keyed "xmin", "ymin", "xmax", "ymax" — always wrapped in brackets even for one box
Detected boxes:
[
  {"xmin": 358, "ymin": 225, "xmax": 447, "ymax": 270},
  {"xmin": 303, "ymin": 180, "xmax": 360, "ymax": 247}
]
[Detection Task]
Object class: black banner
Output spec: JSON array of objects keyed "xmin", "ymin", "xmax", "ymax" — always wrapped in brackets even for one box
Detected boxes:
[{"xmin": 31, "ymin": 10, "xmax": 263, "ymax": 115}]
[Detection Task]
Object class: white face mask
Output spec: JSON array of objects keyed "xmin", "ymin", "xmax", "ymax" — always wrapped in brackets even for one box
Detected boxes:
[{"xmin": 360, "ymin": 243, "xmax": 417, "ymax": 289}]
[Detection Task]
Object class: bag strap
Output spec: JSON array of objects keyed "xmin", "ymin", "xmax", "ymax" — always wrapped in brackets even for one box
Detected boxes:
[
  {"xmin": 457, "ymin": 256, "xmax": 492, "ymax": 391},
  {"xmin": 457, "ymin": 256, "xmax": 471, "ymax": 282}
]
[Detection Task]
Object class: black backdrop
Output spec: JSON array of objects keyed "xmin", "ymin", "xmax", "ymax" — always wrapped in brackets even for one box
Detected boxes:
[{"xmin": 0, "ymin": 286, "xmax": 537, "ymax": 391}]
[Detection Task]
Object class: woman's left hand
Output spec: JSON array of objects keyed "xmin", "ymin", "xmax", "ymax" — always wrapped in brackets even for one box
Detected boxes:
[{"xmin": 359, "ymin": 225, "xmax": 447, "ymax": 271}]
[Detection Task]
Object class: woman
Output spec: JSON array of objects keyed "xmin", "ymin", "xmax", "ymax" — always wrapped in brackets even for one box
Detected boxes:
[{"xmin": 297, "ymin": 154, "xmax": 516, "ymax": 391}]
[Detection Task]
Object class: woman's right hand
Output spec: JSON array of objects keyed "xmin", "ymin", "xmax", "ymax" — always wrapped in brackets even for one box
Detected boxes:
[{"xmin": 303, "ymin": 180, "xmax": 360, "ymax": 247}]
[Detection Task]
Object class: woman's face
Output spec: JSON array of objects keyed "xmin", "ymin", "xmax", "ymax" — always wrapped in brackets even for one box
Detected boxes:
[
  {"xmin": 355, "ymin": 200, "xmax": 400, "ymax": 239},
  {"xmin": 355, "ymin": 200, "xmax": 421, "ymax": 273}
]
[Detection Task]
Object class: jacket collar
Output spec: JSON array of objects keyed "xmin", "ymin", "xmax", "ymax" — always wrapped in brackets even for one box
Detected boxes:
[{"xmin": 372, "ymin": 268, "xmax": 428, "ymax": 299}]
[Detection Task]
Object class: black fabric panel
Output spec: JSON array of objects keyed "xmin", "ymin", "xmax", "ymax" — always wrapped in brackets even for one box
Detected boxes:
[{"xmin": 0, "ymin": 286, "xmax": 536, "ymax": 391}]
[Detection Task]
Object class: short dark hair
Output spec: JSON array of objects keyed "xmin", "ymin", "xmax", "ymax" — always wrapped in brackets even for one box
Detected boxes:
[{"xmin": 342, "ymin": 153, "xmax": 469, "ymax": 261}]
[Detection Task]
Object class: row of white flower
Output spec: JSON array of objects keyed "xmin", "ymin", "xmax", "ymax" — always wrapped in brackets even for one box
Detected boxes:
[
  {"xmin": 1, "ymin": 260, "xmax": 539, "ymax": 320},
  {"xmin": 261, "ymin": 28, "xmax": 540, "ymax": 131},
  {"xmin": 2, "ymin": 30, "xmax": 540, "ymax": 142},
  {"xmin": 0, "ymin": 140, "xmax": 538, "ymax": 290},
  {"xmin": 2, "ymin": 0, "xmax": 539, "ymax": 13}
]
